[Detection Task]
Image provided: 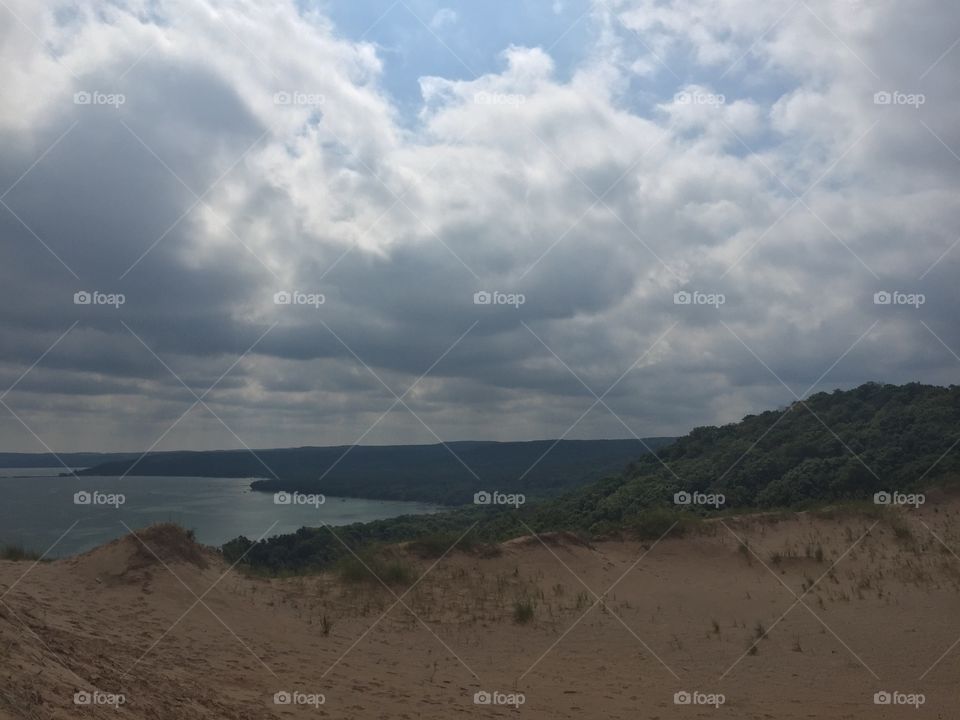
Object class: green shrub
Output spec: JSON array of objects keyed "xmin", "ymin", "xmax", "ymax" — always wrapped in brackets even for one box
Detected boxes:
[
  {"xmin": 407, "ymin": 532, "xmax": 474, "ymax": 558},
  {"xmin": 631, "ymin": 508, "xmax": 690, "ymax": 540},
  {"xmin": 0, "ymin": 544, "xmax": 41, "ymax": 561},
  {"xmin": 513, "ymin": 598, "xmax": 535, "ymax": 624},
  {"xmin": 335, "ymin": 550, "xmax": 414, "ymax": 586}
]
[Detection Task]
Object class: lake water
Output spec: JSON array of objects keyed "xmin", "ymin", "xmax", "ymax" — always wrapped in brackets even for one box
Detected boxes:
[{"xmin": 0, "ymin": 469, "xmax": 442, "ymax": 558}]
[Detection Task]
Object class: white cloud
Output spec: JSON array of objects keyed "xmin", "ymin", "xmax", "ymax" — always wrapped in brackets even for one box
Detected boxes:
[
  {"xmin": 0, "ymin": 0, "xmax": 957, "ymax": 451},
  {"xmin": 429, "ymin": 8, "xmax": 458, "ymax": 31}
]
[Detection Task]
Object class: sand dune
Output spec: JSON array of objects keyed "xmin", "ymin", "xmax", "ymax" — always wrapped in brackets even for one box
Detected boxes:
[{"xmin": 3, "ymin": 502, "xmax": 960, "ymax": 719}]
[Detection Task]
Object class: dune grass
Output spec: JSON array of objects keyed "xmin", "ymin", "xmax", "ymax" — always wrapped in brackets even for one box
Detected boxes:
[
  {"xmin": 0, "ymin": 543, "xmax": 42, "ymax": 562},
  {"xmin": 335, "ymin": 549, "xmax": 415, "ymax": 586}
]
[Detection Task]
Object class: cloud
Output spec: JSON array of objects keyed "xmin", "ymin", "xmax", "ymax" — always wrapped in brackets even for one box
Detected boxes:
[
  {"xmin": 0, "ymin": 0, "xmax": 957, "ymax": 454},
  {"xmin": 429, "ymin": 8, "xmax": 458, "ymax": 31}
]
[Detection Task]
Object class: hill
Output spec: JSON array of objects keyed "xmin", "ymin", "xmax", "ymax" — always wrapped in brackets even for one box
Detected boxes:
[
  {"xmin": 75, "ymin": 439, "xmax": 676, "ymax": 505},
  {"xmin": 0, "ymin": 451, "xmax": 139, "ymax": 469},
  {"xmin": 226, "ymin": 382, "xmax": 960, "ymax": 573},
  {"xmin": 538, "ymin": 381, "xmax": 960, "ymax": 534}
]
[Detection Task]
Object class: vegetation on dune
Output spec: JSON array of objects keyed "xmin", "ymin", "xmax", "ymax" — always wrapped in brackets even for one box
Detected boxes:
[
  {"xmin": 334, "ymin": 549, "xmax": 415, "ymax": 586},
  {"xmin": 223, "ymin": 383, "xmax": 960, "ymax": 575},
  {"xmin": 0, "ymin": 544, "xmax": 42, "ymax": 562},
  {"xmin": 512, "ymin": 598, "xmax": 536, "ymax": 624},
  {"xmin": 222, "ymin": 508, "xmax": 523, "ymax": 573}
]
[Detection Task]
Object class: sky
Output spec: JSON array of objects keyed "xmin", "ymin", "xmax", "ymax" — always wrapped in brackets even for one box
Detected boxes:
[{"xmin": 0, "ymin": 0, "xmax": 958, "ymax": 453}]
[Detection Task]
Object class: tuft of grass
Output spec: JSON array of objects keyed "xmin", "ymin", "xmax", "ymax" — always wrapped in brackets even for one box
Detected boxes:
[
  {"xmin": 335, "ymin": 550, "xmax": 414, "ymax": 587},
  {"xmin": 407, "ymin": 532, "xmax": 501, "ymax": 560},
  {"xmin": 0, "ymin": 544, "xmax": 41, "ymax": 562},
  {"xmin": 888, "ymin": 516, "xmax": 914, "ymax": 542},
  {"xmin": 631, "ymin": 508, "xmax": 692, "ymax": 540},
  {"xmin": 513, "ymin": 598, "xmax": 535, "ymax": 624},
  {"xmin": 407, "ymin": 532, "xmax": 472, "ymax": 559},
  {"xmin": 320, "ymin": 615, "xmax": 333, "ymax": 637}
]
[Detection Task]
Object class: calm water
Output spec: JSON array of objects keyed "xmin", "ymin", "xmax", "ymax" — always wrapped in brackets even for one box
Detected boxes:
[{"xmin": 0, "ymin": 469, "xmax": 442, "ymax": 557}]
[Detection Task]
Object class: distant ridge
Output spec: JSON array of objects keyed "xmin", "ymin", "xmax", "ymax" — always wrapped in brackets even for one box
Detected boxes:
[
  {"xmin": 74, "ymin": 439, "xmax": 676, "ymax": 505},
  {"xmin": 0, "ymin": 452, "xmax": 139, "ymax": 469}
]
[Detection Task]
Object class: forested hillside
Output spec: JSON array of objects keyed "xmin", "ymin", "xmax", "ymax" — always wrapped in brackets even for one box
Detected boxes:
[{"xmin": 225, "ymin": 383, "xmax": 960, "ymax": 572}]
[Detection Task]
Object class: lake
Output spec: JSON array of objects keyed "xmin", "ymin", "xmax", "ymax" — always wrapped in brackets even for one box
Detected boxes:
[{"xmin": 0, "ymin": 469, "xmax": 443, "ymax": 558}]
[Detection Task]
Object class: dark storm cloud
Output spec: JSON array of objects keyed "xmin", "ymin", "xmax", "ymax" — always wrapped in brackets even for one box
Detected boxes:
[{"xmin": 0, "ymin": 0, "xmax": 957, "ymax": 451}]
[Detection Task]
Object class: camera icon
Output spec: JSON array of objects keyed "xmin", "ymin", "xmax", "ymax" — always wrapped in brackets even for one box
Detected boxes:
[
  {"xmin": 473, "ymin": 690, "xmax": 492, "ymax": 705},
  {"xmin": 673, "ymin": 491, "xmax": 692, "ymax": 505},
  {"xmin": 873, "ymin": 691, "xmax": 892, "ymax": 705},
  {"xmin": 73, "ymin": 91, "xmax": 92, "ymax": 105},
  {"xmin": 273, "ymin": 92, "xmax": 291, "ymax": 105},
  {"xmin": 673, "ymin": 291, "xmax": 692, "ymax": 305},
  {"xmin": 873, "ymin": 91, "xmax": 892, "ymax": 105},
  {"xmin": 274, "ymin": 291, "xmax": 292, "ymax": 305},
  {"xmin": 674, "ymin": 91, "xmax": 692, "ymax": 105},
  {"xmin": 873, "ymin": 491, "xmax": 891, "ymax": 505},
  {"xmin": 873, "ymin": 291, "xmax": 891, "ymax": 305},
  {"xmin": 274, "ymin": 491, "xmax": 292, "ymax": 505},
  {"xmin": 74, "ymin": 291, "xmax": 92, "ymax": 305},
  {"xmin": 674, "ymin": 690, "xmax": 692, "ymax": 705},
  {"xmin": 73, "ymin": 690, "xmax": 92, "ymax": 705},
  {"xmin": 74, "ymin": 490, "xmax": 92, "ymax": 505},
  {"xmin": 274, "ymin": 691, "xmax": 292, "ymax": 705},
  {"xmin": 473, "ymin": 291, "xmax": 492, "ymax": 305},
  {"xmin": 473, "ymin": 490, "xmax": 492, "ymax": 505}
]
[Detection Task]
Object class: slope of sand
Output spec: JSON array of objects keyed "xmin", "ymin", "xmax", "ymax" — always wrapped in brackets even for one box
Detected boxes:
[{"xmin": 2, "ymin": 501, "xmax": 960, "ymax": 719}]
